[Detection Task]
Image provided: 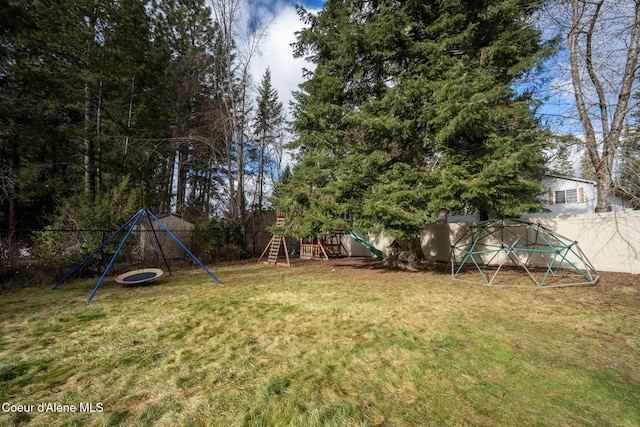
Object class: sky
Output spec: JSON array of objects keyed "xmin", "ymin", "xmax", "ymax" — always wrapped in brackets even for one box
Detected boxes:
[{"xmin": 248, "ymin": 1, "xmax": 325, "ymax": 120}]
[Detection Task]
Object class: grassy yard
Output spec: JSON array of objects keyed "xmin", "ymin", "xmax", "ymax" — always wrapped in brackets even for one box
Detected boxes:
[{"xmin": 0, "ymin": 259, "xmax": 639, "ymax": 426}]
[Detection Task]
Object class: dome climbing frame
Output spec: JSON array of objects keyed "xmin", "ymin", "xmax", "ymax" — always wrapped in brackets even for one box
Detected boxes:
[{"xmin": 450, "ymin": 218, "xmax": 599, "ymax": 287}]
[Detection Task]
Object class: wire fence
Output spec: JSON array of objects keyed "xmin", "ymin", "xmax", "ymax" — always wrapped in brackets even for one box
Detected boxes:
[{"xmin": 0, "ymin": 227, "xmax": 275, "ymax": 286}]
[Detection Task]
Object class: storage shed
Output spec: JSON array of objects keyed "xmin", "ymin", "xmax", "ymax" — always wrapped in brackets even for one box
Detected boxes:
[{"xmin": 136, "ymin": 214, "xmax": 194, "ymax": 261}]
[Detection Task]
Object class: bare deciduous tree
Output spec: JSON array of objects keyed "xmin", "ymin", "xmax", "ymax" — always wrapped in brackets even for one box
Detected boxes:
[
  {"xmin": 209, "ymin": 0, "xmax": 269, "ymax": 220},
  {"xmin": 546, "ymin": 0, "xmax": 640, "ymax": 212}
]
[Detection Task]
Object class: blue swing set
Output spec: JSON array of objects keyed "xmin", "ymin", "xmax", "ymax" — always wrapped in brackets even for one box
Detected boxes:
[{"xmin": 52, "ymin": 208, "xmax": 221, "ymax": 304}]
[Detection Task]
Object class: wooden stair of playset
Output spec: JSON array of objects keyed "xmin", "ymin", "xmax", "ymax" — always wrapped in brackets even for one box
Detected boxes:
[
  {"xmin": 258, "ymin": 213, "xmax": 290, "ymax": 267},
  {"xmin": 266, "ymin": 235, "xmax": 283, "ymax": 264}
]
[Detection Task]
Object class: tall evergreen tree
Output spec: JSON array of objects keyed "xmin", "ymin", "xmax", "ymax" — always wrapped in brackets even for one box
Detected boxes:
[
  {"xmin": 615, "ymin": 127, "xmax": 640, "ymax": 203},
  {"xmin": 1, "ymin": 0, "xmax": 181, "ymax": 233},
  {"xmin": 1, "ymin": 0, "xmax": 273, "ymax": 242},
  {"xmin": 103, "ymin": 0, "xmax": 175, "ymax": 212},
  {"xmin": 252, "ymin": 68, "xmax": 284, "ymax": 210},
  {"xmin": 1, "ymin": 0, "xmax": 89, "ymax": 233},
  {"xmin": 548, "ymin": 136, "xmax": 579, "ymax": 177},
  {"xmin": 274, "ymin": 0, "xmax": 553, "ymax": 239},
  {"xmin": 579, "ymin": 151, "xmax": 597, "ymax": 181},
  {"xmin": 151, "ymin": 0, "xmax": 221, "ymax": 214}
]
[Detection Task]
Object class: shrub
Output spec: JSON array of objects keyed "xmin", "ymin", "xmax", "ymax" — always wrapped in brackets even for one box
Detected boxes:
[{"xmin": 192, "ymin": 217, "xmax": 248, "ymax": 262}]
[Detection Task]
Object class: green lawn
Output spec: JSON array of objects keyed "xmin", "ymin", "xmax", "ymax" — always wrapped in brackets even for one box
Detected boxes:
[{"xmin": 1, "ymin": 259, "xmax": 639, "ymax": 426}]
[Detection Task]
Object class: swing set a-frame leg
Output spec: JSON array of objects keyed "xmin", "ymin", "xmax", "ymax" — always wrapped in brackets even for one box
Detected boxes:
[
  {"xmin": 146, "ymin": 210, "xmax": 222, "ymax": 284},
  {"xmin": 143, "ymin": 210, "xmax": 172, "ymax": 276},
  {"xmin": 53, "ymin": 208, "xmax": 222, "ymax": 304},
  {"xmin": 85, "ymin": 209, "xmax": 147, "ymax": 304},
  {"xmin": 52, "ymin": 208, "xmax": 145, "ymax": 291}
]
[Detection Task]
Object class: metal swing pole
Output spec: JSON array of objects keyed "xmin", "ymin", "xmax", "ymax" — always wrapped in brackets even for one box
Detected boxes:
[
  {"xmin": 85, "ymin": 209, "xmax": 146, "ymax": 304},
  {"xmin": 143, "ymin": 209, "xmax": 172, "ymax": 276},
  {"xmin": 53, "ymin": 209, "xmax": 145, "ymax": 290},
  {"xmin": 147, "ymin": 210, "xmax": 222, "ymax": 284}
]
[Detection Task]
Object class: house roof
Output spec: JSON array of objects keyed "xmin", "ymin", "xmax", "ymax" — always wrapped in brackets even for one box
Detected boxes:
[
  {"xmin": 157, "ymin": 213, "xmax": 194, "ymax": 224},
  {"xmin": 613, "ymin": 186, "xmax": 640, "ymax": 207},
  {"xmin": 544, "ymin": 174, "xmax": 596, "ymax": 185}
]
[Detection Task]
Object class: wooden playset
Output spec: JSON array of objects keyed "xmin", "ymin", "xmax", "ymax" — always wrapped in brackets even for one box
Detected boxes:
[
  {"xmin": 299, "ymin": 230, "xmax": 347, "ymax": 261},
  {"xmin": 259, "ymin": 211, "xmax": 381, "ymax": 265},
  {"xmin": 257, "ymin": 212, "xmax": 290, "ymax": 267}
]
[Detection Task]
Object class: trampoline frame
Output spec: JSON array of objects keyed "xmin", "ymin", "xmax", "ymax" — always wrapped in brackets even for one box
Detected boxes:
[{"xmin": 115, "ymin": 268, "xmax": 164, "ymax": 285}]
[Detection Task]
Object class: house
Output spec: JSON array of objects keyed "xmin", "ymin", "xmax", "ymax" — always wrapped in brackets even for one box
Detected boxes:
[
  {"xmin": 537, "ymin": 174, "xmax": 637, "ymax": 216},
  {"xmin": 446, "ymin": 174, "xmax": 637, "ymax": 223}
]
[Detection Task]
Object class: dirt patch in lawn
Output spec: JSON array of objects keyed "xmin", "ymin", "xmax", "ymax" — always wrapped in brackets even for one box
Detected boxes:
[{"xmin": 272, "ymin": 256, "xmax": 640, "ymax": 289}]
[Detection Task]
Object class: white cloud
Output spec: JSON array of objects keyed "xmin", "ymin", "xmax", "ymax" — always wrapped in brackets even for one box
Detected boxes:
[
  {"xmin": 249, "ymin": 4, "xmax": 317, "ymax": 118},
  {"xmin": 247, "ymin": 2, "xmax": 320, "ymax": 169}
]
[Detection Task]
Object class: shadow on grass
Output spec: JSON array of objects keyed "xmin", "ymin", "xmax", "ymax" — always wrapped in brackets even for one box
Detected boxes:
[{"xmin": 329, "ymin": 257, "xmax": 451, "ymax": 274}]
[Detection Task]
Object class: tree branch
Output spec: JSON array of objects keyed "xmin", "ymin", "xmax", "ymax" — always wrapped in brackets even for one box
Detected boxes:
[
  {"xmin": 584, "ymin": 0, "xmax": 610, "ymax": 140},
  {"xmin": 569, "ymin": 0, "xmax": 600, "ymax": 166}
]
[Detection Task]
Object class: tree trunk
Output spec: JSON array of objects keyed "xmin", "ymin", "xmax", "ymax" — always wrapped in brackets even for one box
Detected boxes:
[
  {"xmin": 176, "ymin": 143, "xmax": 189, "ymax": 214},
  {"xmin": 164, "ymin": 149, "xmax": 176, "ymax": 214},
  {"xmin": 83, "ymin": 82, "xmax": 96, "ymax": 199},
  {"xmin": 594, "ymin": 166, "xmax": 613, "ymax": 212},
  {"xmin": 225, "ymin": 134, "xmax": 237, "ymax": 217},
  {"xmin": 234, "ymin": 70, "xmax": 249, "ymax": 221},
  {"xmin": 257, "ymin": 138, "xmax": 265, "ymax": 209},
  {"xmin": 7, "ymin": 138, "xmax": 19, "ymax": 249},
  {"xmin": 568, "ymin": 0, "xmax": 640, "ymax": 213},
  {"xmin": 235, "ymin": 127, "xmax": 245, "ymax": 219}
]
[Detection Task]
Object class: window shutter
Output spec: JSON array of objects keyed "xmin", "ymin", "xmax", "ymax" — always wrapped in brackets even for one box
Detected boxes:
[
  {"xmin": 548, "ymin": 191, "xmax": 554, "ymax": 205},
  {"xmin": 578, "ymin": 187, "xmax": 585, "ymax": 203}
]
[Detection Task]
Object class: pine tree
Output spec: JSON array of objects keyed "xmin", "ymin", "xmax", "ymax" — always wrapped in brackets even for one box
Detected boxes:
[
  {"xmin": 1, "ymin": 0, "xmax": 89, "ymax": 232},
  {"xmin": 252, "ymin": 68, "xmax": 284, "ymax": 210},
  {"xmin": 151, "ymin": 0, "xmax": 221, "ymax": 214},
  {"xmin": 275, "ymin": 0, "xmax": 552, "ymax": 239},
  {"xmin": 1, "ymin": 0, "xmax": 184, "ymax": 231},
  {"xmin": 615, "ymin": 128, "xmax": 640, "ymax": 203},
  {"xmin": 549, "ymin": 136, "xmax": 578, "ymax": 177},
  {"xmin": 579, "ymin": 152, "xmax": 597, "ymax": 181}
]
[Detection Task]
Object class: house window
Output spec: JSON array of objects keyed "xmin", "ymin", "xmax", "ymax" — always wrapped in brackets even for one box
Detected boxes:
[{"xmin": 552, "ymin": 188, "xmax": 582, "ymax": 204}]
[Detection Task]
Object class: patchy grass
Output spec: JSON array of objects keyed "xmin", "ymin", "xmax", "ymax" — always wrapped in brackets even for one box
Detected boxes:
[{"xmin": 0, "ymin": 259, "xmax": 639, "ymax": 426}]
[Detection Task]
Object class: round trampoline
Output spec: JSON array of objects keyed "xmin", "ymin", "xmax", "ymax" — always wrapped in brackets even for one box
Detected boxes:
[{"xmin": 115, "ymin": 268, "xmax": 164, "ymax": 285}]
